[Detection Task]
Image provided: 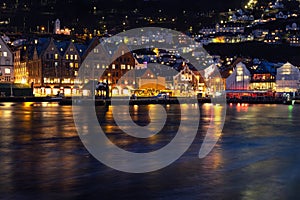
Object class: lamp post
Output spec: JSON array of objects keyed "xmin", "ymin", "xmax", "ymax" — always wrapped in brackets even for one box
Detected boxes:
[
  {"xmin": 108, "ymin": 73, "xmax": 112, "ymax": 98},
  {"xmin": 10, "ymin": 76, "xmax": 14, "ymax": 97}
]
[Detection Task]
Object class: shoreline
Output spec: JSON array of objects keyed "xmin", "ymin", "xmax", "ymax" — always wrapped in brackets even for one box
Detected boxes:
[{"xmin": 0, "ymin": 96, "xmax": 293, "ymax": 105}]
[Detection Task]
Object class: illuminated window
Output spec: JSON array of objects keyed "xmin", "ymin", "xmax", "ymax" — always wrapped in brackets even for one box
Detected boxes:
[
  {"xmin": 54, "ymin": 54, "xmax": 59, "ymax": 59},
  {"xmin": 66, "ymin": 54, "xmax": 69, "ymax": 60},
  {"xmin": 70, "ymin": 55, "xmax": 74, "ymax": 60},
  {"xmin": 0, "ymin": 45, "xmax": 1, "ymax": 48},
  {"xmin": 127, "ymin": 65, "xmax": 131, "ymax": 69},
  {"xmin": 3, "ymin": 51, "xmax": 7, "ymax": 57},
  {"xmin": 121, "ymin": 64, "xmax": 126, "ymax": 69},
  {"xmin": 64, "ymin": 78, "xmax": 71, "ymax": 83},
  {"xmin": 75, "ymin": 63, "xmax": 78, "ymax": 68},
  {"xmin": 112, "ymin": 64, "xmax": 115, "ymax": 69},
  {"xmin": 74, "ymin": 55, "xmax": 78, "ymax": 60},
  {"xmin": 74, "ymin": 71, "xmax": 78, "ymax": 76},
  {"xmin": 69, "ymin": 63, "xmax": 74, "ymax": 68},
  {"xmin": 237, "ymin": 68, "xmax": 243, "ymax": 75},
  {"xmin": 4, "ymin": 68, "xmax": 10, "ymax": 74}
]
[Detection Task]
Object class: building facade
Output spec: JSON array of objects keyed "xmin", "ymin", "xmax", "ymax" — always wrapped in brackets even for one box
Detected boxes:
[{"xmin": 0, "ymin": 37, "xmax": 14, "ymax": 83}]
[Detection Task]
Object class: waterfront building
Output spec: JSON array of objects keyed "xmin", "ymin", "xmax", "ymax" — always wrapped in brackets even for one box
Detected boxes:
[
  {"xmin": 276, "ymin": 62, "xmax": 300, "ymax": 93},
  {"xmin": 136, "ymin": 67, "xmax": 166, "ymax": 92},
  {"xmin": 97, "ymin": 43, "xmax": 136, "ymax": 96},
  {"xmin": 41, "ymin": 38, "xmax": 83, "ymax": 96},
  {"xmin": 249, "ymin": 61, "xmax": 277, "ymax": 91},
  {"xmin": 173, "ymin": 62, "xmax": 205, "ymax": 97},
  {"xmin": 0, "ymin": 37, "xmax": 14, "ymax": 83},
  {"xmin": 226, "ymin": 62, "xmax": 251, "ymax": 91}
]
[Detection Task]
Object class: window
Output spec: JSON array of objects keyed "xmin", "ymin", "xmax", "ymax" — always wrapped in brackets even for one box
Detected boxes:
[
  {"xmin": 0, "ymin": 44, "xmax": 1, "ymax": 48},
  {"xmin": 121, "ymin": 64, "xmax": 126, "ymax": 69},
  {"xmin": 70, "ymin": 55, "xmax": 74, "ymax": 60},
  {"xmin": 3, "ymin": 52, "xmax": 7, "ymax": 57},
  {"xmin": 4, "ymin": 68, "xmax": 10, "ymax": 74},
  {"xmin": 75, "ymin": 63, "xmax": 79, "ymax": 68},
  {"xmin": 112, "ymin": 64, "xmax": 115, "ymax": 69},
  {"xmin": 69, "ymin": 63, "xmax": 74, "ymax": 68},
  {"xmin": 66, "ymin": 54, "xmax": 69, "ymax": 60},
  {"xmin": 54, "ymin": 54, "xmax": 59, "ymax": 60},
  {"xmin": 74, "ymin": 55, "xmax": 78, "ymax": 60},
  {"xmin": 44, "ymin": 78, "xmax": 50, "ymax": 83},
  {"xmin": 55, "ymin": 62, "xmax": 58, "ymax": 67}
]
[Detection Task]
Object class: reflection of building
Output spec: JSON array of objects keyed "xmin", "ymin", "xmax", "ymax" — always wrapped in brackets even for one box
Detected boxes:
[
  {"xmin": 0, "ymin": 37, "xmax": 13, "ymax": 83},
  {"xmin": 276, "ymin": 62, "xmax": 300, "ymax": 93}
]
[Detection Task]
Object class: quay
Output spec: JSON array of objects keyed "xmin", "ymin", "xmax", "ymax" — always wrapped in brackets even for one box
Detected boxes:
[{"xmin": 0, "ymin": 96, "xmax": 296, "ymax": 105}]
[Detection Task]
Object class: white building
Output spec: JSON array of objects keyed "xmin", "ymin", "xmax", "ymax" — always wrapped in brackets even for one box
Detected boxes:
[
  {"xmin": 276, "ymin": 62, "xmax": 300, "ymax": 92},
  {"xmin": 0, "ymin": 37, "xmax": 14, "ymax": 83},
  {"xmin": 226, "ymin": 62, "xmax": 251, "ymax": 90}
]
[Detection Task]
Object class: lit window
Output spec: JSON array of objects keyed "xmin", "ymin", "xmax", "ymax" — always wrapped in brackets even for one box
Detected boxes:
[
  {"xmin": 66, "ymin": 54, "xmax": 69, "ymax": 60},
  {"xmin": 127, "ymin": 65, "xmax": 131, "ymax": 69},
  {"xmin": 75, "ymin": 63, "xmax": 79, "ymax": 68},
  {"xmin": 54, "ymin": 54, "xmax": 59, "ymax": 59},
  {"xmin": 112, "ymin": 64, "xmax": 115, "ymax": 69},
  {"xmin": 74, "ymin": 55, "xmax": 78, "ymax": 60},
  {"xmin": 70, "ymin": 55, "xmax": 74, "ymax": 60},
  {"xmin": 4, "ymin": 68, "xmax": 10, "ymax": 74},
  {"xmin": 69, "ymin": 63, "xmax": 74, "ymax": 68},
  {"xmin": 3, "ymin": 52, "xmax": 7, "ymax": 57},
  {"xmin": 121, "ymin": 64, "xmax": 126, "ymax": 69},
  {"xmin": 0, "ymin": 44, "xmax": 1, "ymax": 48}
]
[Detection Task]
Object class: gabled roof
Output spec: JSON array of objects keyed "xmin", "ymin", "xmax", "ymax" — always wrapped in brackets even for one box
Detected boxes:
[
  {"xmin": 54, "ymin": 40, "xmax": 70, "ymax": 56},
  {"xmin": 74, "ymin": 43, "xmax": 87, "ymax": 57},
  {"xmin": 36, "ymin": 38, "xmax": 51, "ymax": 57},
  {"xmin": 252, "ymin": 61, "xmax": 279, "ymax": 75}
]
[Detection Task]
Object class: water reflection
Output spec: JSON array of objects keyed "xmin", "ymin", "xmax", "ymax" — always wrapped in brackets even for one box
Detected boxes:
[{"xmin": 0, "ymin": 103, "xmax": 300, "ymax": 199}]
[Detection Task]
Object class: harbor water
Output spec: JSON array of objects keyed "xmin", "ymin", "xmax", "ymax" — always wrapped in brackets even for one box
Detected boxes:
[{"xmin": 0, "ymin": 102, "xmax": 300, "ymax": 199}]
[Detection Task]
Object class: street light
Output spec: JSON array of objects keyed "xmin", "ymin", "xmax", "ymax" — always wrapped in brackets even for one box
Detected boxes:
[{"xmin": 10, "ymin": 76, "xmax": 14, "ymax": 97}]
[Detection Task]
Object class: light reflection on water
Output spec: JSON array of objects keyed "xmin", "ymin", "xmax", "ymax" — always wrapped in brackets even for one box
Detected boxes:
[{"xmin": 0, "ymin": 103, "xmax": 300, "ymax": 199}]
